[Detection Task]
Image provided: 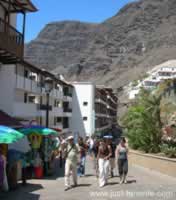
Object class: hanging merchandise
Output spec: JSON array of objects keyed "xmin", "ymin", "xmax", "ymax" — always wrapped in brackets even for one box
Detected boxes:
[
  {"xmin": 28, "ymin": 133, "xmax": 42, "ymax": 150},
  {"xmin": 33, "ymin": 153, "xmax": 43, "ymax": 179},
  {"xmin": 28, "ymin": 133, "xmax": 42, "ymax": 161},
  {"xmin": 0, "ymin": 154, "xmax": 4, "ymax": 187},
  {"xmin": 2, "ymin": 156, "xmax": 8, "ymax": 192}
]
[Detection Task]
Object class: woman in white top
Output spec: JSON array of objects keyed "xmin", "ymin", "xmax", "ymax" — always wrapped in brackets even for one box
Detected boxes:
[{"xmin": 115, "ymin": 137, "xmax": 128, "ymax": 184}]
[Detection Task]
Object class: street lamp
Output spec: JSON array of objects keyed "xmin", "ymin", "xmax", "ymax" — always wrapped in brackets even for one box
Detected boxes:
[
  {"xmin": 44, "ymin": 77, "xmax": 53, "ymax": 176},
  {"xmin": 45, "ymin": 77, "xmax": 53, "ymax": 128}
]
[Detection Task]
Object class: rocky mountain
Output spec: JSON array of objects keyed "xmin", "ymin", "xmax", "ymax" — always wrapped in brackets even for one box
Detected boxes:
[{"xmin": 25, "ymin": 0, "xmax": 176, "ymax": 89}]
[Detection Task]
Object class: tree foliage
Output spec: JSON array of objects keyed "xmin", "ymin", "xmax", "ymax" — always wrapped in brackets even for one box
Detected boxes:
[{"xmin": 122, "ymin": 89, "xmax": 162, "ymax": 153}]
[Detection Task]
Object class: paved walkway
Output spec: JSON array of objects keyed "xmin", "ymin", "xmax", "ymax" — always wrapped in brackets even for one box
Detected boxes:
[{"xmin": 1, "ymin": 156, "xmax": 176, "ymax": 200}]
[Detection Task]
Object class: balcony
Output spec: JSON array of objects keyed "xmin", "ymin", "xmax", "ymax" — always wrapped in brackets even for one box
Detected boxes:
[
  {"xmin": 16, "ymin": 75, "xmax": 42, "ymax": 94},
  {"xmin": 63, "ymin": 107, "xmax": 72, "ymax": 113},
  {"xmin": 13, "ymin": 102, "xmax": 42, "ymax": 118},
  {"xmin": 52, "ymin": 107, "xmax": 63, "ymax": 116},
  {"xmin": 0, "ymin": 18, "xmax": 24, "ymax": 63}
]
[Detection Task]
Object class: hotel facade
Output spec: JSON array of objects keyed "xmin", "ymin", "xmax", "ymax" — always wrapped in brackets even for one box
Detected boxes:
[{"xmin": 71, "ymin": 82, "xmax": 118, "ymax": 138}]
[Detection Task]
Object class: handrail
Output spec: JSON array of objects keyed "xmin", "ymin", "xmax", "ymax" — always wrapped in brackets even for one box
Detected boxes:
[
  {"xmin": 0, "ymin": 17, "xmax": 23, "ymax": 37},
  {"xmin": 0, "ymin": 17, "xmax": 24, "ymax": 58}
]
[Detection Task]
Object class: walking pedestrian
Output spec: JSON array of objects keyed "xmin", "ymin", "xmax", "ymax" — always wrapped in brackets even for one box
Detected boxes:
[
  {"xmin": 77, "ymin": 137, "xmax": 87, "ymax": 177},
  {"xmin": 97, "ymin": 138, "xmax": 112, "ymax": 187},
  {"xmin": 87, "ymin": 136, "xmax": 94, "ymax": 156},
  {"xmin": 93, "ymin": 139, "xmax": 100, "ymax": 178},
  {"xmin": 116, "ymin": 137, "xmax": 128, "ymax": 184},
  {"xmin": 107, "ymin": 136, "xmax": 116, "ymax": 177},
  {"xmin": 64, "ymin": 136, "xmax": 80, "ymax": 190}
]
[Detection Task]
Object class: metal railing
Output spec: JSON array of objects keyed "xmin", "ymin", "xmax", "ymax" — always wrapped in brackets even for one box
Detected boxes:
[
  {"xmin": 63, "ymin": 107, "xmax": 72, "ymax": 113},
  {"xmin": 0, "ymin": 18, "xmax": 24, "ymax": 58}
]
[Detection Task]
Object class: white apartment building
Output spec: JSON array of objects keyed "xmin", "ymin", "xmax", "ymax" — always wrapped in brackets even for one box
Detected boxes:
[
  {"xmin": 0, "ymin": 62, "xmax": 73, "ymax": 133},
  {"xmin": 71, "ymin": 82, "xmax": 118, "ymax": 138},
  {"xmin": 0, "ymin": 1, "xmax": 73, "ymax": 133},
  {"xmin": 128, "ymin": 60, "xmax": 176, "ymax": 99},
  {"xmin": 143, "ymin": 60, "xmax": 176, "ymax": 89}
]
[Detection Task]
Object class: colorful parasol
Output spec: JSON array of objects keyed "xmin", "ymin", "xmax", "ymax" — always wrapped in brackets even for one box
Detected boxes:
[
  {"xmin": 0, "ymin": 125, "xmax": 24, "ymax": 144},
  {"xmin": 19, "ymin": 125, "xmax": 58, "ymax": 136}
]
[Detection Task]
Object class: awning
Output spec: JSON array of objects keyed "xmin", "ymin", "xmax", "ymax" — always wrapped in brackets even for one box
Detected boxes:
[
  {"xmin": 0, "ymin": 110, "xmax": 23, "ymax": 128},
  {"xmin": 0, "ymin": 0, "xmax": 38, "ymax": 13}
]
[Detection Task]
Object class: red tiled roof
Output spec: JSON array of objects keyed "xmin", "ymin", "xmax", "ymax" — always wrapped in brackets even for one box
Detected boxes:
[{"xmin": 0, "ymin": 110, "xmax": 22, "ymax": 128}]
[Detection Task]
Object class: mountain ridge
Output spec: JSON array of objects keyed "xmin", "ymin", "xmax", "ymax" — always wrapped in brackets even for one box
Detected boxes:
[{"xmin": 25, "ymin": 0, "xmax": 176, "ymax": 88}]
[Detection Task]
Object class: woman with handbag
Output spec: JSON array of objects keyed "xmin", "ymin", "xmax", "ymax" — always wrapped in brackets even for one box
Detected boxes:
[{"xmin": 116, "ymin": 137, "xmax": 128, "ymax": 184}]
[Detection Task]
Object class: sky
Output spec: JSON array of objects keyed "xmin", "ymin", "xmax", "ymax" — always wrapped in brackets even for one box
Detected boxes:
[{"xmin": 21, "ymin": 0, "xmax": 134, "ymax": 42}]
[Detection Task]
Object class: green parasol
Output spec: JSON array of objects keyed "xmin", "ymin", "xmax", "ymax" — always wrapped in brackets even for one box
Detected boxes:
[
  {"xmin": 19, "ymin": 125, "xmax": 58, "ymax": 136},
  {"xmin": 0, "ymin": 125, "xmax": 24, "ymax": 144}
]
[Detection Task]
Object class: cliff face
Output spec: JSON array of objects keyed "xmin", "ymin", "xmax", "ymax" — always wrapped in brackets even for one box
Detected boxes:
[{"xmin": 25, "ymin": 0, "xmax": 176, "ymax": 88}]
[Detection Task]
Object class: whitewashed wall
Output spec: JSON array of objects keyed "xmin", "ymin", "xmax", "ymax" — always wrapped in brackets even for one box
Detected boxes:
[
  {"xmin": 0, "ymin": 64, "xmax": 16, "ymax": 115},
  {"xmin": 70, "ymin": 83, "xmax": 95, "ymax": 138}
]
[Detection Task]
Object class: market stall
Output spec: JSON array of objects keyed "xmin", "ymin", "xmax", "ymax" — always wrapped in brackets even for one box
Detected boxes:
[
  {"xmin": 0, "ymin": 126, "xmax": 24, "ymax": 191},
  {"xmin": 19, "ymin": 125, "xmax": 59, "ymax": 177}
]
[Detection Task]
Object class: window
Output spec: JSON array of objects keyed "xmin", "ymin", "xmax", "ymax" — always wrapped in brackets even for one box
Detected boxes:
[
  {"xmin": 56, "ymin": 117, "xmax": 62, "ymax": 123},
  {"xmin": 24, "ymin": 93, "xmax": 27, "ymax": 103},
  {"xmin": 83, "ymin": 117, "xmax": 88, "ymax": 121},
  {"xmin": 63, "ymin": 117, "xmax": 69, "ymax": 128},
  {"xmin": 83, "ymin": 102, "xmax": 88, "ymax": 106},
  {"xmin": 54, "ymin": 100, "xmax": 57, "ymax": 107},
  {"xmin": 24, "ymin": 69, "xmax": 29, "ymax": 78},
  {"xmin": 28, "ymin": 95, "xmax": 36, "ymax": 103},
  {"xmin": 54, "ymin": 117, "xmax": 62, "ymax": 125}
]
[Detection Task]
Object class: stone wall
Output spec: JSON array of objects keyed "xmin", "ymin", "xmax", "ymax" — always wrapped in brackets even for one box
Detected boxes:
[{"xmin": 129, "ymin": 150, "xmax": 176, "ymax": 178}]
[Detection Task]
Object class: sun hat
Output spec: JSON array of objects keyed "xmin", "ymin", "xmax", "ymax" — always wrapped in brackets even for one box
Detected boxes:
[{"xmin": 67, "ymin": 136, "xmax": 74, "ymax": 140}]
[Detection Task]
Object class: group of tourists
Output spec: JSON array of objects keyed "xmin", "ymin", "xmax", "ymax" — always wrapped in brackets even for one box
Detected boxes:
[
  {"xmin": 0, "ymin": 132, "xmax": 128, "ymax": 192},
  {"xmin": 59, "ymin": 134, "xmax": 128, "ymax": 190}
]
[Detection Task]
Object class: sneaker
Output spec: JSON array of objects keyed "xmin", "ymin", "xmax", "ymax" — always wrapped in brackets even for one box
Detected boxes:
[
  {"xmin": 72, "ymin": 183, "xmax": 78, "ymax": 188},
  {"xmin": 99, "ymin": 184, "xmax": 105, "ymax": 188},
  {"xmin": 64, "ymin": 186, "xmax": 71, "ymax": 191},
  {"xmin": 123, "ymin": 175, "xmax": 127, "ymax": 184},
  {"xmin": 119, "ymin": 177, "xmax": 123, "ymax": 184}
]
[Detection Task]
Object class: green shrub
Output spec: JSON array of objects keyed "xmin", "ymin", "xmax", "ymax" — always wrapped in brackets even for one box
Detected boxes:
[
  {"xmin": 122, "ymin": 89, "xmax": 162, "ymax": 153},
  {"xmin": 160, "ymin": 143, "xmax": 176, "ymax": 158}
]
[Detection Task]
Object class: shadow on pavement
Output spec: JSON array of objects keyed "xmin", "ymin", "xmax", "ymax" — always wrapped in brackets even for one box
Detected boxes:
[
  {"xmin": 84, "ymin": 174, "xmax": 95, "ymax": 177},
  {"xmin": 44, "ymin": 158, "xmax": 65, "ymax": 180},
  {"xmin": 0, "ymin": 183, "xmax": 43, "ymax": 200},
  {"xmin": 127, "ymin": 180, "xmax": 137, "ymax": 184},
  {"xmin": 108, "ymin": 182, "xmax": 119, "ymax": 185},
  {"xmin": 77, "ymin": 183, "xmax": 91, "ymax": 187}
]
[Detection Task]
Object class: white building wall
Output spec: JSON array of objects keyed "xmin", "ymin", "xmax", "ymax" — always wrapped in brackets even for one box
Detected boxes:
[
  {"xmin": 0, "ymin": 6, "xmax": 17, "ymax": 27},
  {"xmin": 0, "ymin": 64, "xmax": 16, "ymax": 115},
  {"xmin": 71, "ymin": 83, "xmax": 95, "ymax": 138}
]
